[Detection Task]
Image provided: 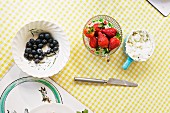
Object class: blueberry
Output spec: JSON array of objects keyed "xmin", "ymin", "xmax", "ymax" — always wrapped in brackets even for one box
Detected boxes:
[
  {"xmin": 50, "ymin": 48, "xmax": 54, "ymax": 53},
  {"xmin": 25, "ymin": 48, "xmax": 32, "ymax": 53},
  {"xmin": 46, "ymin": 50, "xmax": 51, "ymax": 54},
  {"xmin": 39, "ymin": 33, "xmax": 44, "ymax": 39},
  {"xmin": 48, "ymin": 38, "xmax": 53, "ymax": 43},
  {"xmin": 27, "ymin": 57, "xmax": 32, "ymax": 61},
  {"xmin": 29, "ymin": 38, "xmax": 35, "ymax": 44},
  {"xmin": 24, "ymin": 53, "xmax": 28, "ymax": 58},
  {"xmin": 34, "ymin": 59, "xmax": 40, "ymax": 64},
  {"xmin": 49, "ymin": 43, "xmax": 54, "ymax": 48},
  {"xmin": 42, "ymin": 39, "xmax": 47, "ymax": 45},
  {"xmin": 34, "ymin": 54, "xmax": 39, "ymax": 59},
  {"xmin": 55, "ymin": 44, "xmax": 59, "ymax": 48},
  {"xmin": 32, "ymin": 50, "xmax": 37, "ymax": 55},
  {"xmin": 38, "ymin": 43, "xmax": 43, "ymax": 48},
  {"xmin": 37, "ymin": 49, "xmax": 43, "ymax": 55},
  {"xmin": 44, "ymin": 33, "xmax": 51, "ymax": 40},
  {"xmin": 36, "ymin": 39, "xmax": 41, "ymax": 44},
  {"xmin": 53, "ymin": 40, "xmax": 58, "ymax": 45},
  {"xmin": 42, "ymin": 52, "xmax": 47, "ymax": 56},
  {"xmin": 32, "ymin": 44, "xmax": 37, "ymax": 50},
  {"xmin": 38, "ymin": 55, "xmax": 44, "ymax": 60},
  {"xmin": 28, "ymin": 54, "xmax": 33, "ymax": 59},
  {"xmin": 26, "ymin": 42, "xmax": 32, "ymax": 48},
  {"xmin": 53, "ymin": 46, "xmax": 58, "ymax": 51},
  {"xmin": 29, "ymin": 54, "xmax": 33, "ymax": 57}
]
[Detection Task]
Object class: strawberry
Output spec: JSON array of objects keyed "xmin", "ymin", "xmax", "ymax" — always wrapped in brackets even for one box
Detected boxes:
[
  {"xmin": 109, "ymin": 37, "xmax": 121, "ymax": 50},
  {"xmin": 93, "ymin": 23, "xmax": 102, "ymax": 37},
  {"xmin": 101, "ymin": 28, "xmax": 117, "ymax": 38},
  {"xmin": 83, "ymin": 27, "xmax": 95, "ymax": 39},
  {"xmin": 103, "ymin": 20, "xmax": 107, "ymax": 25},
  {"xmin": 98, "ymin": 32, "xmax": 109, "ymax": 48},
  {"xmin": 89, "ymin": 37, "xmax": 97, "ymax": 48},
  {"xmin": 93, "ymin": 23, "xmax": 101, "ymax": 32}
]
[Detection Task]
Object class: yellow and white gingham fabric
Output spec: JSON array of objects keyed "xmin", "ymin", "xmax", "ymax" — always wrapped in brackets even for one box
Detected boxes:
[{"xmin": 0, "ymin": 0, "xmax": 169, "ymax": 112}]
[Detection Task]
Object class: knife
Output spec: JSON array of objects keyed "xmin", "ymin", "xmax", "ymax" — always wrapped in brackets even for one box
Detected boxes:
[{"xmin": 74, "ymin": 77, "xmax": 138, "ymax": 87}]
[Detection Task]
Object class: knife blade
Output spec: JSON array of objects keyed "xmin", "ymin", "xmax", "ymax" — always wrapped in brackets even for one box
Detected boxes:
[{"xmin": 74, "ymin": 77, "xmax": 138, "ymax": 87}]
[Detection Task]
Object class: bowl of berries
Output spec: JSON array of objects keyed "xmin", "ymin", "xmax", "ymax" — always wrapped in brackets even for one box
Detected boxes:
[
  {"xmin": 12, "ymin": 21, "xmax": 70, "ymax": 77},
  {"xmin": 83, "ymin": 15, "xmax": 122, "ymax": 61}
]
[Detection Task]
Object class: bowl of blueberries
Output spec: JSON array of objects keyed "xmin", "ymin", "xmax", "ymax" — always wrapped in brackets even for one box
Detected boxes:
[{"xmin": 12, "ymin": 21, "xmax": 70, "ymax": 77}]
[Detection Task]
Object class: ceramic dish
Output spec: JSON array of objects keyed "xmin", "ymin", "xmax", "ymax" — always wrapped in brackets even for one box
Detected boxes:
[
  {"xmin": 148, "ymin": 0, "xmax": 170, "ymax": 17},
  {"xmin": 122, "ymin": 30, "xmax": 155, "ymax": 70},
  {"xmin": 0, "ymin": 77, "xmax": 62, "ymax": 113},
  {"xmin": 30, "ymin": 103, "xmax": 74, "ymax": 113},
  {"xmin": 12, "ymin": 21, "xmax": 70, "ymax": 77}
]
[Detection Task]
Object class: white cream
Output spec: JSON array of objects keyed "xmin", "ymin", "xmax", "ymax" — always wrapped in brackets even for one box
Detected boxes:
[{"xmin": 126, "ymin": 31, "xmax": 154, "ymax": 61}]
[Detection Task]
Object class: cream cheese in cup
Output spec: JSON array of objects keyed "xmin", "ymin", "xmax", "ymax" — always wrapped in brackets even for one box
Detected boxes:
[{"xmin": 122, "ymin": 31, "xmax": 155, "ymax": 70}]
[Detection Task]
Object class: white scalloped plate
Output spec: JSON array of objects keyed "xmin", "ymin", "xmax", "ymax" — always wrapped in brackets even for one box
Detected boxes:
[{"xmin": 12, "ymin": 21, "xmax": 70, "ymax": 77}]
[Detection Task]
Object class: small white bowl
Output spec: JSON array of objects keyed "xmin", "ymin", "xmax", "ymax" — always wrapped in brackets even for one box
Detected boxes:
[
  {"xmin": 29, "ymin": 103, "xmax": 74, "ymax": 113},
  {"xmin": 122, "ymin": 30, "xmax": 155, "ymax": 70},
  {"xmin": 12, "ymin": 21, "xmax": 70, "ymax": 77}
]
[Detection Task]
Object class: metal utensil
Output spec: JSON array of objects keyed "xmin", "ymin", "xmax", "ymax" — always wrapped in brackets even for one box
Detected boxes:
[{"xmin": 74, "ymin": 77, "xmax": 138, "ymax": 87}]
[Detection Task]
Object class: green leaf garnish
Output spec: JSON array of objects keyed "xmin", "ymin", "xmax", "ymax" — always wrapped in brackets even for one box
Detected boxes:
[
  {"xmin": 103, "ymin": 48, "xmax": 109, "ymax": 54},
  {"xmin": 77, "ymin": 109, "xmax": 88, "ymax": 113},
  {"xmin": 95, "ymin": 51, "xmax": 99, "ymax": 55},
  {"xmin": 116, "ymin": 32, "xmax": 120, "ymax": 37},
  {"xmin": 96, "ymin": 46, "xmax": 101, "ymax": 51},
  {"xmin": 98, "ymin": 23, "xmax": 105, "ymax": 29},
  {"xmin": 92, "ymin": 20, "xmax": 98, "ymax": 23},
  {"xmin": 116, "ymin": 32, "xmax": 121, "ymax": 40},
  {"xmin": 87, "ymin": 27, "xmax": 94, "ymax": 34},
  {"xmin": 99, "ymin": 18, "xmax": 104, "ymax": 22},
  {"xmin": 108, "ymin": 22, "xmax": 114, "ymax": 28},
  {"xmin": 82, "ymin": 109, "xmax": 88, "ymax": 113},
  {"xmin": 92, "ymin": 20, "xmax": 96, "ymax": 23}
]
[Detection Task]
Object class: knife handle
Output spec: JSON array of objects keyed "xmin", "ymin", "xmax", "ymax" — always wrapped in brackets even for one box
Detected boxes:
[{"xmin": 74, "ymin": 77, "xmax": 106, "ymax": 83}]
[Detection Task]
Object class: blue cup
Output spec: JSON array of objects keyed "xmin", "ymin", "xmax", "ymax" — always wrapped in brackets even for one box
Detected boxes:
[
  {"xmin": 122, "ymin": 37, "xmax": 134, "ymax": 70},
  {"xmin": 122, "ymin": 31, "xmax": 155, "ymax": 70}
]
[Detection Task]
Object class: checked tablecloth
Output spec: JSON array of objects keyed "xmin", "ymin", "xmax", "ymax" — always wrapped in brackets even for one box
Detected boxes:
[{"xmin": 0, "ymin": 0, "xmax": 169, "ymax": 113}]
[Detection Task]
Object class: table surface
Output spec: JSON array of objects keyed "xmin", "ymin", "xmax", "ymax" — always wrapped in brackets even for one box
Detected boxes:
[{"xmin": 0, "ymin": 0, "xmax": 169, "ymax": 113}]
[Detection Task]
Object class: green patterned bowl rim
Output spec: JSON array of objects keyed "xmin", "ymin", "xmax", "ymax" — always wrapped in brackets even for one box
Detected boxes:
[{"xmin": 0, "ymin": 77, "xmax": 62, "ymax": 113}]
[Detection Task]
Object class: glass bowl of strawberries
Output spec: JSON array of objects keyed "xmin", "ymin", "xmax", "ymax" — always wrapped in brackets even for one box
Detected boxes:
[{"xmin": 83, "ymin": 15, "xmax": 122, "ymax": 61}]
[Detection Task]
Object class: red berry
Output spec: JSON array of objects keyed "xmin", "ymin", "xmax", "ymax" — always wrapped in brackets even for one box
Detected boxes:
[
  {"xmin": 93, "ymin": 23, "xmax": 101, "ymax": 32},
  {"xmin": 101, "ymin": 28, "xmax": 117, "ymax": 38},
  {"xmin": 104, "ymin": 20, "xmax": 107, "ymax": 25},
  {"xmin": 89, "ymin": 37, "xmax": 97, "ymax": 48},
  {"xmin": 83, "ymin": 27, "xmax": 95, "ymax": 39},
  {"xmin": 109, "ymin": 37, "xmax": 121, "ymax": 50},
  {"xmin": 98, "ymin": 32, "xmax": 109, "ymax": 48}
]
